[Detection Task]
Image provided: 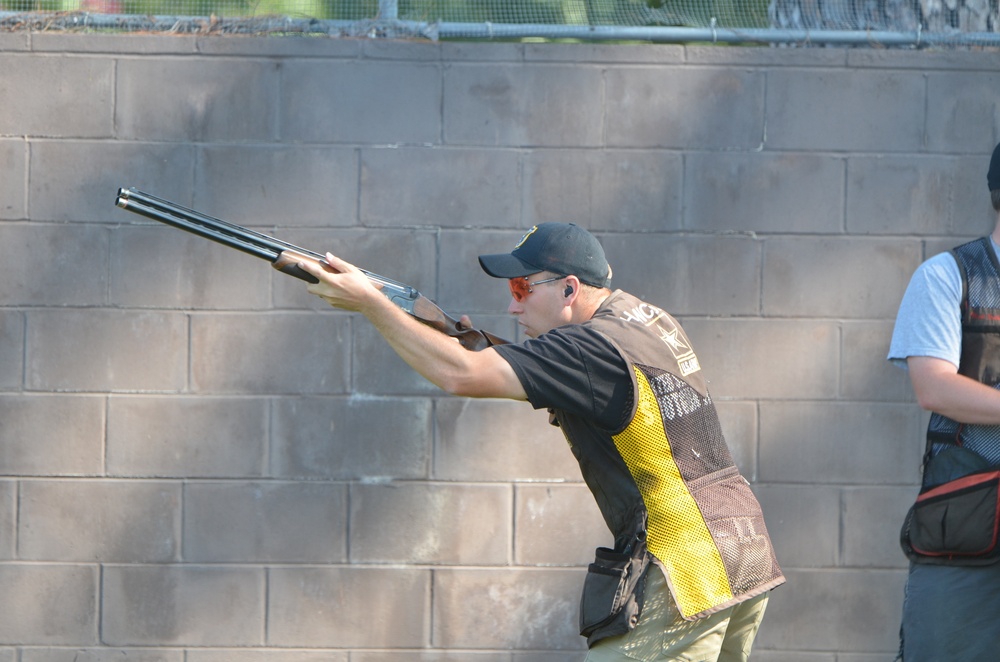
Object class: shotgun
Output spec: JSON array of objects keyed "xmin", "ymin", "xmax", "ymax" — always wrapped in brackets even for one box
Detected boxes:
[{"xmin": 115, "ymin": 187, "xmax": 508, "ymax": 351}]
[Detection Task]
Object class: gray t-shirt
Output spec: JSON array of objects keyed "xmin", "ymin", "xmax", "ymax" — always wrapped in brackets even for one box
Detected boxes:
[
  {"xmin": 889, "ymin": 238, "xmax": 1000, "ymax": 368},
  {"xmin": 887, "ymin": 250, "xmax": 964, "ymax": 369}
]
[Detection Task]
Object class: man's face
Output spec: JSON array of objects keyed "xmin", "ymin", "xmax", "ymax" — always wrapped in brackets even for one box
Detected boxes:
[{"xmin": 506, "ymin": 272, "xmax": 569, "ymax": 338}]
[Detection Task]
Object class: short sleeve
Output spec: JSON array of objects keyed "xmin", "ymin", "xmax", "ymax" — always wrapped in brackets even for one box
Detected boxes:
[
  {"xmin": 493, "ymin": 325, "xmax": 631, "ymax": 430},
  {"xmin": 887, "ymin": 252, "xmax": 962, "ymax": 369}
]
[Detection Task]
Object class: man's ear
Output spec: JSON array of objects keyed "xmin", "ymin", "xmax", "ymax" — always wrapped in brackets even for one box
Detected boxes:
[{"xmin": 563, "ymin": 276, "xmax": 581, "ymax": 300}]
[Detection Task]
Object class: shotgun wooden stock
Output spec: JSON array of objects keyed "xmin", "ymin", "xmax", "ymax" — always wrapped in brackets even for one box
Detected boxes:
[{"xmin": 115, "ymin": 187, "xmax": 508, "ymax": 351}]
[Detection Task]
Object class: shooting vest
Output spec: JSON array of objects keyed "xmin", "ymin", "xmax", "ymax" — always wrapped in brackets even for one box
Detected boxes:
[
  {"xmin": 572, "ymin": 291, "xmax": 784, "ymax": 620},
  {"xmin": 925, "ymin": 237, "xmax": 1000, "ymax": 468}
]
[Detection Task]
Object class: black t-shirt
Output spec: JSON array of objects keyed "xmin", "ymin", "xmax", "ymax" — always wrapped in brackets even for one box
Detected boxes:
[{"xmin": 493, "ymin": 324, "xmax": 632, "ymax": 432}]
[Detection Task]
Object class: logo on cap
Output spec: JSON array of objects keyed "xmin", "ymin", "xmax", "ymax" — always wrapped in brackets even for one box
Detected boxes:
[{"xmin": 515, "ymin": 226, "xmax": 539, "ymax": 249}]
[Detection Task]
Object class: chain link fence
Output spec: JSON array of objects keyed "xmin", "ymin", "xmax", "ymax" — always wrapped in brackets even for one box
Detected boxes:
[{"xmin": 1, "ymin": 0, "xmax": 998, "ymax": 47}]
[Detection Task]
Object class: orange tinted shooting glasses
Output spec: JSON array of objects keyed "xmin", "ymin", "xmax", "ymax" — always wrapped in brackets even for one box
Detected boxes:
[{"xmin": 508, "ymin": 275, "xmax": 566, "ymax": 302}]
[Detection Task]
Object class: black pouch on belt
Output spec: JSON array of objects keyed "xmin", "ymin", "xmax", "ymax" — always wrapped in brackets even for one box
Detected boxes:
[
  {"xmin": 579, "ymin": 534, "xmax": 651, "ymax": 647},
  {"xmin": 900, "ymin": 446, "xmax": 1000, "ymax": 566},
  {"xmin": 901, "ymin": 468, "xmax": 1000, "ymax": 566}
]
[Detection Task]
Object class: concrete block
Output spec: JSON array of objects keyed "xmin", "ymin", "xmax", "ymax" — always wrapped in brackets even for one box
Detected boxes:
[
  {"xmin": 759, "ymin": 402, "xmax": 924, "ymax": 484},
  {"xmin": 270, "ymin": 227, "xmax": 440, "ymax": 312},
  {"xmin": 443, "ymin": 64, "xmax": 603, "ymax": 147},
  {"xmin": 187, "ymin": 652, "xmax": 345, "ymax": 662},
  {"xmin": 842, "ymin": 486, "xmax": 915, "ymax": 569},
  {"xmin": 599, "ymin": 233, "xmax": 762, "ymax": 317},
  {"xmin": 0, "ymin": 32, "xmax": 28, "ymax": 50},
  {"xmin": 280, "ymin": 60, "xmax": 440, "ymax": 144},
  {"xmin": 184, "ymin": 481, "xmax": 347, "ymax": 562},
  {"xmin": 522, "ymin": 150, "xmax": 682, "ymax": 233},
  {"xmin": 362, "ymin": 39, "xmax": 443, "ymax": 61},
  {"xmin": 31, "ymin": 141, "xmax": 195, "ymax": 223},
  {"xmin": 679, "ymin": 319, "xmax": 840, "ymax": 400},
  {"xmin": 605, "ymin": 67, "xmax": 765, "ymax": 149},
  {"xmin": 762, "ymin": 237, "xmax": 922, "ymax": 318},
  {"xmin": 26, "ymin": 310, "xmax": 187, "ymax": 392},
  {"xmin": 526, "ymin": 42, "xmax": 684, "ymax": 64},
  {"xmin": 847, "ymin": 155, "xmax": 964, "ymax": 236},
  {"xmin": 841, "ymin": 321, "xmax": 915, "ymax": 403},
  {"xmin": 116, "ymin": 58, "xmax": 279, "ymax": 142},
  {"xmin": 110, "ymin": 224, "xmax": 271, "ymax": 310},
  {"xmin": 0, "ymin": 55, "xmax": 113, "ymax": 138},
  {"xmin": 440, "ymin": 41, "xmax": 525, "ymax": 62},
  {"xmin": 360, "ymin": 147, "xmax": 520, "ymax": 228},
  {"xmin": 19, "ymin": 480, "xmax": 180, "ymax": 562},
  {"xmin": 514, "ymin": 484, "xmax": 610, "ymax": 566},
  {"xmin": 510, "ymin": 654, "xmax": 585, "ymax": 662},
  {"xmin": 950, "ymin": 153, "xmax": 999, "ymax": 231},
  {"xmin": 847, "ymin": 48, "xmax": 983, "ymax": 70},
  {"xmin": 0, "ymin": 223, "xmax": 108, "ymax": 307},
  {"xmin": 765, "ymin": 70, "xmax": 924, "ymax": 151},
  {"xmin": 437, "ymin": 228, "xmax": 531, "ymax": 316},
  {"xmin": 106, "ymin": 396, "xmax": 267, "ymax": 478},
  {"xmin": 0, "ymin": 395, "xmax": 104, "ymax": 476},
  {"xmin": 351, "ymin": 323, "xmax": 452, "ymax": 396},
  {"xmin": 435, "ymin": 399, "xmax": 581, "ymax": 482},
  {"xmin": 751, "ymin": 653, "xmax": 835, "ymax": 662},
  {"xmin": 925, "ymin": 71, "xmax": 1000, "ymax": 153},
  {"xmin": 31, "ymin": 33, "xmax": 196, "ymax": 54},
  {"xmin": 351, "ymin": 482, "xmax": 511, "ymax": 564},
  {"xmin": 754, "ymin": 485, "xmax": 840, "ymax": 568},
  {"xmin": 0, "ymin": 481, "xmax": 13, "ymax": 560},
  {"xmin": 199, "ymin": 34, "xmax": 360, "ymax": 57},
  {"xmin": 952, "ymin": 157, "xmax": 1000, "ymax": 238},
  {"xmin": 102, "ymin": 565, "xmax": 264, "ymax": 646},
  {"xmin": 353, "ymin": 654, "xmax": 507, "ymax": 662},
  {"xmin": 0, "ymin": 311, "xmax": 23, "ymax": 390},
  {"xmin": 432, "ymin": 568, "xmax": 585, "ymax": 650},
  {"xmin": 270, "ymin": 396, "xmax": 431, "ymax": 480},
  {"xmin": 195, "ymin": 145, "xmax": 358, "ymax": 227},
  {"xmin": 0, "ymin": 139, "xmax": 25, "ymax": 219},
  {"xmin": 22, "ymin": 650, "xmax": 181, "ymax": 662},
  {"xmin": 716, "ymin": 401, "xmax": 758, "ymax": 482},
  {"xmin": 688, "ymin": 45, "xmax": 845, "ymax": 66},
  {"xmin": 190, "ymin": 313, "xmax": 350, "ymax": 394},
  {"xmin": 350, "ymin": 313, "xmax": 518, "ymax": 392},
  {"xmin": 0, "ymin": 564, "xmax": 98, "ymax": 644},
  {"xmin": 755, "ymin": 568, "xmax": 905, "ymax": 653},
  {"xmin": 267, "ymin": 567, "xmax": 430, "ymax": 647},
  {"xmin": 684, "ymin": 152, "xmax": 845, "ymax": 234},
  {"xmin": 925, "ymin": 235, "xmax": 983, "ymax": 261}
]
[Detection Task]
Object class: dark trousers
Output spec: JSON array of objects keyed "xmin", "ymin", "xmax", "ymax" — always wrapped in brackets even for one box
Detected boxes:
[{"xmin": 898, "ymin": 562, "xmax": 1000, "ymax": 661}]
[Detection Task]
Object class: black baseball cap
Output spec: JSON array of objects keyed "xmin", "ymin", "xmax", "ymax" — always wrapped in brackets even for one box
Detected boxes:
[
  {"xmin": 989, "ymin": 142, "xmax": 1000, "ymax": 191},
  {"xmin": 478, "ymin": 223, "xmax": 611, "ymax": 288}
]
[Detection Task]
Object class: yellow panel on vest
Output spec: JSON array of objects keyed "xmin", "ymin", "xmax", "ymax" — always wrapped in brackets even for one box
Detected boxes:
[{"xmin": 612, "ymin": 367, "xmax": 734, "ymax": 619}]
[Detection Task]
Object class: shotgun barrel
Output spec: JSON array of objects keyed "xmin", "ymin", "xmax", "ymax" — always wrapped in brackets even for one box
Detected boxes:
[{"xmin": 114, "ymin": 187, "xmax": 507, "ymax": 351}]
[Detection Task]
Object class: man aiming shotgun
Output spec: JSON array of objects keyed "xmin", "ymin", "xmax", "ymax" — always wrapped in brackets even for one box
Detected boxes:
[
  {"xmin": 117, "ymin": 190, "xmax": 784, "ymax": 660},
  {"xmin": 297, "ymin": 223, "xmax": 785, "ymax": 661}
]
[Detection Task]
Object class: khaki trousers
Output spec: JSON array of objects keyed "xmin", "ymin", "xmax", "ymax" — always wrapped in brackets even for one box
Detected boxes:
[{"xmin": 584, "ymin": 564, "xmax": 769, "ymax": 662}]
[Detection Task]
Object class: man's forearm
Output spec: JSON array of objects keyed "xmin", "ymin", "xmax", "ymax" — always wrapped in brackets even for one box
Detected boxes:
[
  {"xmin": 908, "ymin": 356, "xmax": 1000, "ymax": 425},
  {"xmin": 360, "ymin": 285, "xmax": 527, "ymax": 399},
  {"xmin": 300, "ymin": 253, "xmax": 525, "ymax": 400}
]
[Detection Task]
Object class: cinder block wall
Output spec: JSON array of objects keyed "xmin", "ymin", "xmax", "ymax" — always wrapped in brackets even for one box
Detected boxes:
[{"xmin": 1, "ymin": 31, "xmax": 998, "ymax": 660}]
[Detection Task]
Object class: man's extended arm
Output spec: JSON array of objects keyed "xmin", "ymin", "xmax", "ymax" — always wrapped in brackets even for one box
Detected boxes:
[
  {"xmin": 908, "ymin": 356, "xmax": 1000, "ymax": 425},
  {"xmin": 299, "ymin": 253, "xmax": 526, "ymax": 400}
]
